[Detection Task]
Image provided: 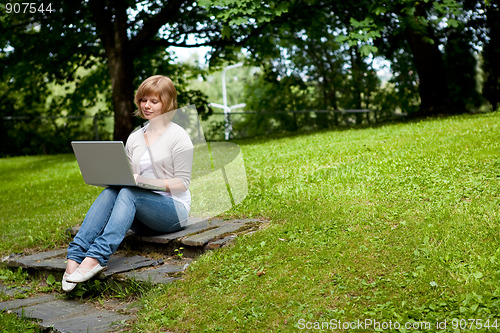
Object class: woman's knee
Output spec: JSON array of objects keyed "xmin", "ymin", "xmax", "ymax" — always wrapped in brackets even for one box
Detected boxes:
[
  {"xmin": 100, "ymin": 187, "xmax": 120, "ymax": 199},
  {"xmin": 116, "ymin": 187, "xmax": 141, "ymax": 203}
]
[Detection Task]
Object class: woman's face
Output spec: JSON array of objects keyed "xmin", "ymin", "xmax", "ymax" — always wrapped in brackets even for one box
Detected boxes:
[{"xmin": 139, "ymin": 95, "xmax": 164, "ymax": 120}]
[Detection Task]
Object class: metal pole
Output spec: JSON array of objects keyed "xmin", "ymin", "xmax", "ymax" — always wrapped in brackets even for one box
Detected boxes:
[
  {"xmin": 209, "ymin": 63, "xmax": 246, "ymax": 140},
  {"xmin": 222, "ymin": 63, "xmax": 242, "ymax": 140}
]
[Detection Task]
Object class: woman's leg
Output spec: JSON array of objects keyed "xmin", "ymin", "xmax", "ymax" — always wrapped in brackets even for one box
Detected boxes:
[
  {"xmin": 84, "ymin": 187, "xmax": 187, "ymax": 266},
  {"xmin": 66, "ymin": 259, "xmax": 79, "ymax": 272},
  {"xmin": 64, "ymin": 187, "xmax": 120, "ymax": 290},
  {"xmin": 134, "ymin": 192, "xmax": 188, "ymax": 234},
  {"xmin": 67, "ymin": 187, "xmax": 120, "ymax": 264}
]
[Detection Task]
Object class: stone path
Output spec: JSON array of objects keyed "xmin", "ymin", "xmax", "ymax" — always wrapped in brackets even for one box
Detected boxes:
[
  {"xmin": 0, "ymin": 217, "xmax": 265, "ymax": 332},
  {"xmin": 0, "ymin": 290, "xmax": 131, "ymax": 332}
]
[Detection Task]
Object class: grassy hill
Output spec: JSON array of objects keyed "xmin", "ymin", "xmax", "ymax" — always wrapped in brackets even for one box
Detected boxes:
[{"xmin": 1, "ymin": 112, "xmax": 499, "ymax": 331}]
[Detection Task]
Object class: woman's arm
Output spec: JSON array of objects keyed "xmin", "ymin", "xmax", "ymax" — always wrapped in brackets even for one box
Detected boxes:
[{"xmin": 133, "ymin": 174, "xmax": 187, "ymax": 193}]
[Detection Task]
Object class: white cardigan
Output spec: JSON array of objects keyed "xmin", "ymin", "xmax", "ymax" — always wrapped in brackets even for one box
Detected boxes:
[{"xmin": 125, "ymin": 122, "xmax": 194, "ymax": 208}]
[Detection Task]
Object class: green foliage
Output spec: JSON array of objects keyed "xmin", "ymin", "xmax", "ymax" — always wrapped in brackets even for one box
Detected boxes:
[
  {"xmin": 0, "ymin": 5, "xmax": 115, "ymax": 155},
  {"xmin": 0, "ymin": 267, "xmax": 48, "ymax": 330},
  {"xmin": 1, "ymin": 0, "xmax": 225, "ymax": 147},
  {"xmin": 0, "ymin": 50, "xmax": 209, "ymax": 156},
  {"xmin": 234, "ymin": 0, "xmax": 489, "ymax": 118},
  {"xmin": 336, "ymin": 17, "xmax": 381, "ymax": 57},
  {"xmin": 0, "ymin": 312, "xmax": 44, "ymax": 333},
  {"xmin": 174, "ymin": 247, "xmax": 185, "ymax": 260},
  {"xmin": 198, "ymin": 0, "xmax": 289, "ymax": 25},
  {"xmin": 0, "ymin": 267, "xmax": 28, "ymax": 285},
  {"xmin": 2, "ymin": 0, "xmax": 496, "ymax": 151},
  {"xmin": 0, "ymin": 63, "xmax": 113, "ymax": 156},
  {"xmin": 236, "ymin": 72, "xmax": 326, "ymax": 137},
  {"xmin": 62, "ymin": 277, "xmax": 150, "ymax": 300},
  {"xmin": 188, "ymin": 63, "xmax": 254, "ymax": 139},
  {"xmin": 190, "ymin": 64, "xmax": 251, "ymax": 108}
]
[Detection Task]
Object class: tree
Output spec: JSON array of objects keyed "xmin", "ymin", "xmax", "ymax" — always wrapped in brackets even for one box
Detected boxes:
[
  {"xmin": 207, "ymin": 0, "xmax": 486, "ymax": 117},
  {"xmin": 482, "ymin": 1, "xmax": 500, "ymax": 110},
  {"xmin": 339, "ymin": 0, "xmax": 491, "ymax": 116},
  {"xmin": 215, "ymin": 1, "xmax": 381, "ymax": 110},
  {"xmin": 403, "ymin": 2, "xmax": 453, "ymax": 115},
  {"xmin": 0, "ymin": 0, "xmax": 231, "ymax": 142},
  {"xmin": 444, "ymin": 27, "xmax": 483, "ymax": 112}
]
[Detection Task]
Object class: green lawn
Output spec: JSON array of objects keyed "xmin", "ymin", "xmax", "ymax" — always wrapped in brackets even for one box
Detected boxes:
[
  {"xmin": 0, "ymin": 155, "xmax": 102, "ymax": 255},
  {"xmin": 1, "ymin": 112, "xmax": 499, "ymax": 332}
]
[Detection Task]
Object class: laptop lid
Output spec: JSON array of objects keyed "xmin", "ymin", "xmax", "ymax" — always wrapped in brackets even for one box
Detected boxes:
[{"xmin": 71, "ymin": 141, "xmax": 136, "ymax": 187}]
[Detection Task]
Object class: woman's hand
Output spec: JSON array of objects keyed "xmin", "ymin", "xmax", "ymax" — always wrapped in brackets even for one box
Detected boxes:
[{"xmin": 134, "ymin": 174, "xmax": 186, "ymax": 194}]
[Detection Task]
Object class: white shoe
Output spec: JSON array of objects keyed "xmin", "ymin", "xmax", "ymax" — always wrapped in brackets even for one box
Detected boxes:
[
  {"xmin": 66, "ymin": 264, "xmax": 106, "ymax": 283},
  {"xmin": 62, "ymin": 272, "xmax": 77, "ymax": 292}
]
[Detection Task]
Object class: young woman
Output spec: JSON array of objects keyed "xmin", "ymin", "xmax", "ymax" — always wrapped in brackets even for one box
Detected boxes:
[{"xmin": 62, "ymin": 75, "xmax": 194, "ymax": 292}]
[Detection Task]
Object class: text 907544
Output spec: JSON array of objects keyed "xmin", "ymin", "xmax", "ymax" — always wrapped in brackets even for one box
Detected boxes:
[{"xmin": 4, "ymin": 2, "xmax": 55, "ymax": 14}]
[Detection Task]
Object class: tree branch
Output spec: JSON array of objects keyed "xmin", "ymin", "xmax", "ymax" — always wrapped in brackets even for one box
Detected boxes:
[
  {"xmin": 88, "ymin": 0, "xmax": 114, "ymax": 52},
  {"xmin": 145, "ymin": 39, "xmax": 222, "ymax": 48},
  {"xmin": 165, "ymin": 26, "xmax": 222, "ymax": 41},
  {"xmin": 130, "ymin": 0, "xmax": 190, "ymax": 52}
]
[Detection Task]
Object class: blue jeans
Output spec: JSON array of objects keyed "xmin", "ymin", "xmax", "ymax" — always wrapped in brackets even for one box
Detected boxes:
[{"xmin": 67, "ymin": 187, "xmax": 188, "ymax": 266}]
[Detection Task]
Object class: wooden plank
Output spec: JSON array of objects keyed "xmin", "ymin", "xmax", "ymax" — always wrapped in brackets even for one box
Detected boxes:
[
  {"xmin": 181, "ymin": 223, "xmax": 244, "ymax": 247},
  {"xmin": 133, "ymin": 218, "xmax": 225, "ymax": 244},
  {"xmin": 103, "ymin": 255, "xmax": 161, "ymax": 277}
]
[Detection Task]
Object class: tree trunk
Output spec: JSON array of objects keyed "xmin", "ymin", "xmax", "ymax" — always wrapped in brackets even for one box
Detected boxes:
[
  {"xmin": 482, "ymin": 4, "xmax": 500, "ymax": 111},
  {"xmin": 108, "ymin": 52, "xmax": 135, "ymax": 142},
  {"xmin": 405, "ymin": 5, "xmax": 452, "ymax": 116},
  {"xmin": 350, "ymin": 47, "xmax": 363, "ymax": 110},
  {"xmin": 89, "ymin": 0, "xmax": 135, "ymax": 141}
]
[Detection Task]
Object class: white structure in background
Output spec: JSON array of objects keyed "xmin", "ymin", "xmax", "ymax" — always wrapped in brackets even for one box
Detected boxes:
[{"xmin": 209, "ymin": 63, "xmax": 246, "ymax": 140}]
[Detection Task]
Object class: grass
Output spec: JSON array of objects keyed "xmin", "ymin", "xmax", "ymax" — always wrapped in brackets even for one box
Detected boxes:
[
  {"xmin": 134, "ymin": 112, "xmax": 500, "ymax": 332},
  {"xmin": 0, "ymin": 154, "xmax": 102, "ymax": 254},
  {"xmin": 0, "ymin": 112, "xmax": 499, "ymax": 331}
]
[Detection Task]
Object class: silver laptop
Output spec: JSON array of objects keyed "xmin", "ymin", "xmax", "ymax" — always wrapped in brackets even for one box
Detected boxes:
[{"xmin": 71, "ymin": 141, "xmax": 164, "ymax": 191}]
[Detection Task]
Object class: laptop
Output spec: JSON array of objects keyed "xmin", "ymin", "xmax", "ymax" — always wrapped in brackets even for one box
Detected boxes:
[{"xmin": 71, "ymin": 141, "xmax": 165, "ymax": 191}]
